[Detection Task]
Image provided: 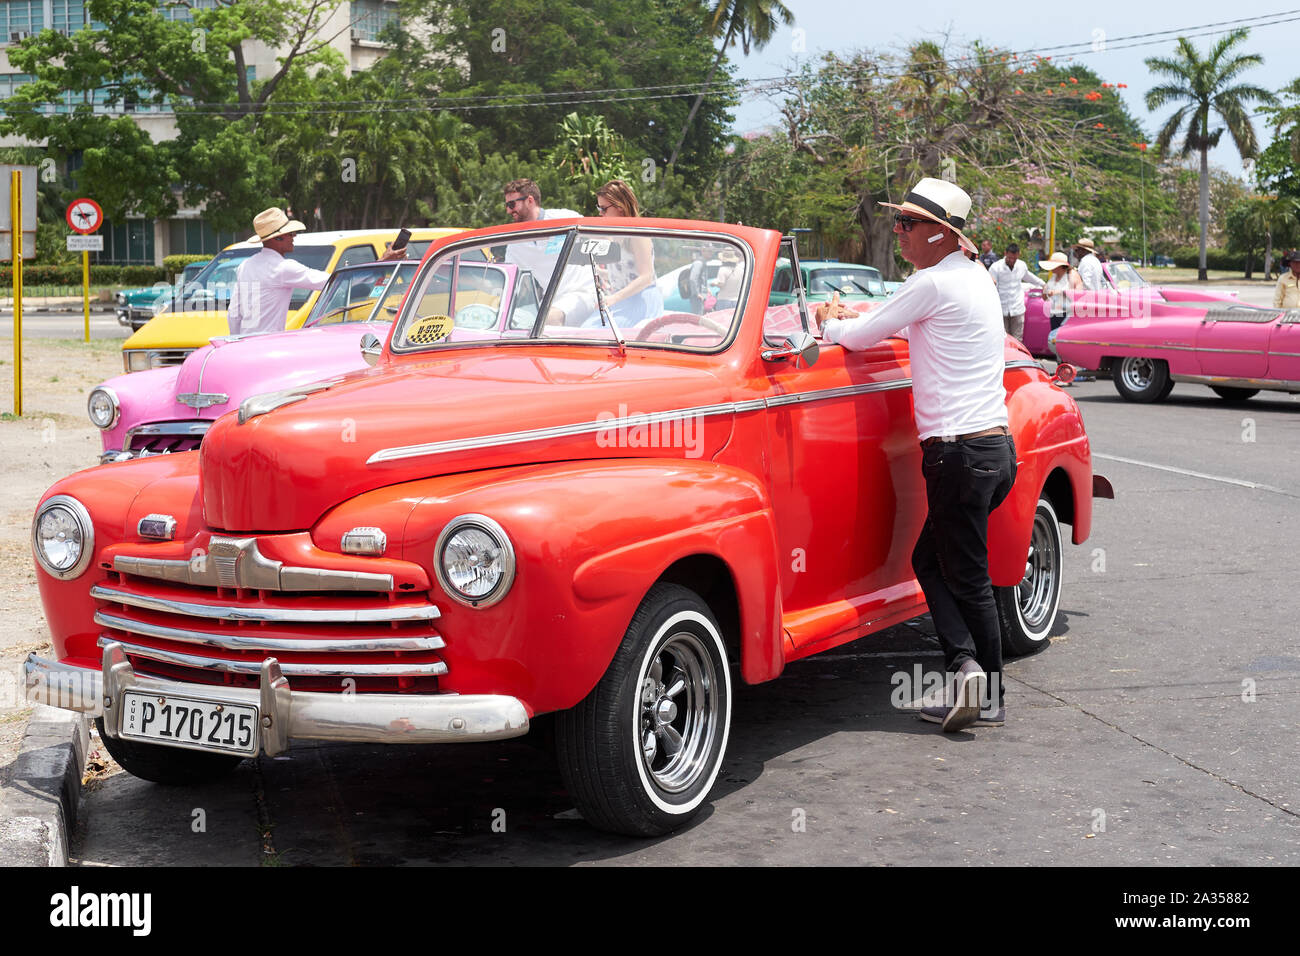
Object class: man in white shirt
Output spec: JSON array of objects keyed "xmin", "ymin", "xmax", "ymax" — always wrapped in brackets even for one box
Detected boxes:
[
  {"xmin": 987, "ymin": 243, "xmax": 1044, "ymax": 342},
  {"xmin": 1073, "ymin": 238, "xmax": 1104, "ymax": 291},
  {"xmin": 227, "ymin": 208, "xmax": 333, "ymax": 336},
  {"xmin": 815, "ymin": 177, "xmax": 1016, "ymax": 732},
  {"xmin": 501, "ymin": 178, "xmax": 593, "ymax": 325}
]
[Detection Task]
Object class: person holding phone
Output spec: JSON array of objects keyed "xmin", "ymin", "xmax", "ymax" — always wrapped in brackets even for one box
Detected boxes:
[{"xmin": 228, "ymin": 207, "xmax": 332, "ymax": 335}]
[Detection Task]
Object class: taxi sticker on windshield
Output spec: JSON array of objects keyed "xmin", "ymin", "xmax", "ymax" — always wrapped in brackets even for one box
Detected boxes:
[{"xmin": 407, "ymin": 314, "xmax": 453, "ymax": 345}]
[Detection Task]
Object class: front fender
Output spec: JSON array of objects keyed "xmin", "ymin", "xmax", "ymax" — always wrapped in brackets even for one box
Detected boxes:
[{"xmin": 317, "ymin": 458, "xmax": 783, "ymax": 715}]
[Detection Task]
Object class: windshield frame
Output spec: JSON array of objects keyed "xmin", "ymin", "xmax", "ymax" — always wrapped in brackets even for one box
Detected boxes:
[
  {"xmin": 302, "ymin": 261, "xmax": 419, "ymax": 328},
  {"xmin": 388, "ymin": 226, "xmax": 752, "ymax": 358}
]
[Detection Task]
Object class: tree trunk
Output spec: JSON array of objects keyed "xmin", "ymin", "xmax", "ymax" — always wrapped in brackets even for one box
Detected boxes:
[
  {"xmin": 1198, "ymin": 145, "xmax": 1209, "ymax": 281},
  {"xmin": 857, "ymin": 200, "xmax": 901, "ymax": 280},
  {"xmin": 1264, "ymin": 231, "xmax": 1273, "ymax": 279},
  {"xmin": 666, "ymin": 26, "xmax": 734, "ymax": 169}
]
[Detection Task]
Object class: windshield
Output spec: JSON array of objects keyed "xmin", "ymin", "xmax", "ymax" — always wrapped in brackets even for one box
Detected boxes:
[
  {"xmin": 1107, "ymin": 261, "xmax": 1149, "ymax": 290},
  {"xmin": 165, "ymin": 246, "xmax": 337, "ymax": 312},
  {"xmin": 391, "ymin": 229, "xmax": 745, "ymax": 353},
  {"xmin": 304, "ymin": 262, "xmax": 418, "ymax": 327},
  {"xmin": 807, "ymin": 265, "xmax": 884, "ymax": 296}
]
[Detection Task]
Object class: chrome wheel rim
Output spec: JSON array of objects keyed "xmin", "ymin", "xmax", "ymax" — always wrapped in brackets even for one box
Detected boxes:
[
  {"xmin": 637, "ymin": 631, "xmax": 720, "ymax": 795},
  {"xmin": 1017, "ymin": 510, "xmax": 1059, "ymax": 633},
  {"xmin": 1120, "ymin": 357, "xmax": 1156, "ymax": 391}
]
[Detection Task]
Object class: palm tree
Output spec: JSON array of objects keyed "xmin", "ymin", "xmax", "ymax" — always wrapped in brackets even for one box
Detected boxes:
[
  {"xmin": 1145, "ymin": 28, "xmax": 1277, "ymax": 280},
  {"xmin": 666, "ymin": 0, "xmax": 794, "ymax": 169}
]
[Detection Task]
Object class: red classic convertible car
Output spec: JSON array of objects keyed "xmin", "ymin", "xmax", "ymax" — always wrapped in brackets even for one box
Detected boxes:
[{"xmin": 26, "ymin": 220, "xmax": 1110, "ymax": 836}]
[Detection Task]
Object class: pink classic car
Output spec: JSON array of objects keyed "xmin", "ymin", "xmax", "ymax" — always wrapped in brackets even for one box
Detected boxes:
[
  {"xmin": 1022, "ymin": 259, "xmax": 1239, "ymax": 359},
  {"xmin": 87, "ymin": 256, "xmax": 529, "ymax": 461},
  {"xmin": 1053, "ymin": 298, "xmax": 1300, "ymax": 402}
]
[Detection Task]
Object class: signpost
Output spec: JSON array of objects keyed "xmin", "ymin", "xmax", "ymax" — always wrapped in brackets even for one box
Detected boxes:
[
  {"xmin": 1045, "ymin": 205, "xmax": 1057, "ymax": 257},
  {"xmin": 67, "ymin": 198, "xmax": 104, "ymax": 342},
  {"xmin": 4, "ymin": 167, "xmax": 37, "ymax": 416}
]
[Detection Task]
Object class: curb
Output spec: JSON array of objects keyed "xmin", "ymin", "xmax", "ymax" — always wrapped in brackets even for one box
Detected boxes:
[{"xmin": 0, "ymin": 705, "xmax": 88, "ymax": 867}]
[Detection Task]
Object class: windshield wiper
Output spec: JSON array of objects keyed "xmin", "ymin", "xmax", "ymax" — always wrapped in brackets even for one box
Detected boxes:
[{"xmin": 589, "ymin": 252, "xmax": 626, "ymax": 354}]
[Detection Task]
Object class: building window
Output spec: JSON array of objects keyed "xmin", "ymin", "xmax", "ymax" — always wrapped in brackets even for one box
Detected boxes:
[
  {"xmin": 2, "ymin": 1, "xmax": 44, "ymax": 40},
  {"xmin": 50, "ymin": 0, "xmax": 88, "ymax": 35},
  {"xmin": 350, "ymin": 0, "xmax": 399, "ymax": 42},
  {"xmin": 101, "ymin": 219, "xmax": 156, "ymax": 265},
  {"xmin": 167, "ymin": 219, "xmax": 239, "ymax": 256}
]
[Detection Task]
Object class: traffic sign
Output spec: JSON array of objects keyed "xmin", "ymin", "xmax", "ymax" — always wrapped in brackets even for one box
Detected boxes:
[
  {"xmin": 67, "ymin": 235, "xmax": 104, "ymax": 251},
  {"xmin": 66, "ymin": 198, "xmax": 103, "ymax": 234}
]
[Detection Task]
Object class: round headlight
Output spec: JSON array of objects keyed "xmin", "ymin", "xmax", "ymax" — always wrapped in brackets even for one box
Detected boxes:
[
  {"xmin": 87, "ymin": 386, "xmax": 120, "ymax": 429},
  {"xmin": 435, "ymin": 514, "xmax": 515, "ymax": 608},
  {"xmin": 32, "ymin": 495, "xmax": 94, "ymax": 580},
  {"xmin": 115, "ymin": 292, "xmax": 126, "ymax": 305}
]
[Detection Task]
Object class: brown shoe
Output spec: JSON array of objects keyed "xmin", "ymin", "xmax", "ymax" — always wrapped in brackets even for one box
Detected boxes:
[{"xmin": 942, "ymin": 660, "xmax": 985, "ymax": 733}]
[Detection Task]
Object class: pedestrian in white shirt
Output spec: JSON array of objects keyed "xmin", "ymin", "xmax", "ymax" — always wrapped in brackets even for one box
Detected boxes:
[
  {"xmin": 815, "ymin": 177, "xmax": 1016, "ymax": 733},
  {"xmin": 501, "ymin": 178, "xmax": 592, "ymax": 325},
  {"xmin": 1073, "ymin": 237, "xmax": 1104, "ymax": 291},
  {"xmin": 987, "ymin": 243, "xmax": 1045, "ymax": 342},
  {"xmin": 227, "ymin": 208, "xmax": 333, "ymax": 336}
]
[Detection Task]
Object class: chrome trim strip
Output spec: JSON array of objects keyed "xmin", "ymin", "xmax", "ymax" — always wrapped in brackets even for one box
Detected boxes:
[
  {"xmin": 177, "ymin": 392, "xmax": 229, "ymax": 409},
  {"xmin": 113, "ymin": 535, "xmax": 395, "ymax": 591},
  {"xmin": 91, "ymin": 584, "xmax": 441, "ymax": 623},
  {"xmin": 1169, "ymin": 374, "xmax": 1300, "ymax": 391},
  {"xmin": 365, "ymin": 360, "xmax": 1035, "ymax": 464},
  {"xmin": 25, "ymin": 652, "xmax": 528, "ymax": 749},
  {"xmin": 94, "ymin": 610, "xmax": 445, "ymax": 653},
  {"xmin": 1064, "ymin": 341, "xmax": 1268, "ymax": 357},
  {"xmin": 97, "ymin": 636, "xmax": 449, "ymax": 678}
]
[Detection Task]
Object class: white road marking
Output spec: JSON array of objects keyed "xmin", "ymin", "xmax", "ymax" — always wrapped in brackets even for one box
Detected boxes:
[{"xmin": 1094, "ymin": 452, "xmax": 1290, "ymax": 494}]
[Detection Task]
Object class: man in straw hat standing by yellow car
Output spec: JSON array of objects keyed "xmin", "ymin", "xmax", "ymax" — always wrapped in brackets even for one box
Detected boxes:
[
  {"xmin": 813, "ymin": 177, "xmax": 1016, "ymax": 732},
  {"xmin": 227, "ymin": 208, "xmax": 333, "ymax": 336}
]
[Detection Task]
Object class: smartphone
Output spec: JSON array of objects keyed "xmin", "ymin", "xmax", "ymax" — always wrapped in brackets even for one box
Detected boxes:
[{"xmin": 392, "ymin": 228, "xmax": 411, "ymax": 251}]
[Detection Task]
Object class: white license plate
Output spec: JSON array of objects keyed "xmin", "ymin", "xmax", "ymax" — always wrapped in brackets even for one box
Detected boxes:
[{"xmin": 120, "ymin": 691, "xmax": 260, "ymax": 757}]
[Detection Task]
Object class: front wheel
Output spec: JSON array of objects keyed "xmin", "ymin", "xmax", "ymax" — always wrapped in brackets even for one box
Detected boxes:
[
  {"xmin": 95, "ymin": 717, "xmax": 245, "ymax": 785},
  {"xmin": 555, "ymin": 583, "xmax": 732, "ymax": 837},
  {"xmin": 1113, "ymin": 356, "xmax": 1174, "ymax": 403},
  {"xmin": 996, "ymin": 497, "xmax": 1064, "ymax": 657},
  {"xmin": 1211, "ymin": 386, "xmax": 1259, "ymax": 402}
]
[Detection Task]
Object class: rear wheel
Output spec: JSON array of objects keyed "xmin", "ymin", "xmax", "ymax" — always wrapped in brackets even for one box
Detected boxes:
[
  {"xmin": 95, "ymin": 717, "xmax": 245, "ymax": 785},
  {"xmin": 1113, "ymin": 356, "xmax": 1174, "ymax": 403},
  {"xmin": 996, "ymin": 497, "xmax": 1064, "ymax": 657},
  {"xmin": 1210, "ymin": 386, "xmax": 1259, "ymax": 402},
  {"xmin": 555, "ymin": 584, "xmax": 731, "ymax": 837}
]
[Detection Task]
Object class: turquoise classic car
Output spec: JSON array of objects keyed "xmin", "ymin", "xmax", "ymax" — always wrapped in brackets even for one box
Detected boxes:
[
  {"xmin": 114, "ymin": 260, "xmax": 211, "ymax": 330},
  {"xmin": 769, "ymin": 258, "xmax": 888, "ymax": 305}
]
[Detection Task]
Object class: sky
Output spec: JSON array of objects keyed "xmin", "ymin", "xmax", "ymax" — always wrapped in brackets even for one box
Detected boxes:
[{"xmin": 726, "ymin": 1, "xmax": 1298, "ymax": 182}]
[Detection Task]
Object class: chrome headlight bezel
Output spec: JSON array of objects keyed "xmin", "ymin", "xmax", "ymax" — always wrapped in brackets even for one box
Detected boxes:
[
  {"xmin": 124, "ymin": 350, "xmax": 151, "ymax": 373},
  {"xmin": 87, "ymin": 386, "xmax": 120, "ymax": 430},
  {"xmin": 434, "ymin": 514, "xmax": 516, "ymax": 609},
  {"xmin": 32, "ymin": 494, "xmax": 95, "ymax": 580}
]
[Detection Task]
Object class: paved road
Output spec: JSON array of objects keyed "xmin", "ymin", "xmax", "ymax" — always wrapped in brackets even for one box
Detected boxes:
[
  {"xmin": 66, "ymin": 377, "xmax": 1299, "ymax": 866},
  {"xmin": 0, "ymin": 310, "xmax": 129, "ymax": 341}
]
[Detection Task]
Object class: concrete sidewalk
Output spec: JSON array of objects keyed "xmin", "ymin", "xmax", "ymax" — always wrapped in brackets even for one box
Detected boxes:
[{"xmin": 0, "ymin": 706, "xmax": 88, "ymax": 867}]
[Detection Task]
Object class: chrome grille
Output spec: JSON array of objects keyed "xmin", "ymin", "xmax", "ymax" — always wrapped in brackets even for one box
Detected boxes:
[{"xmin": 96, "ymin": 555, "xmax": 447, "ymax": 691}]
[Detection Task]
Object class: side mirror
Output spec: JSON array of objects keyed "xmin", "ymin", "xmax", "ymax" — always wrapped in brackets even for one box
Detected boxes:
[
  {"xmin": 360, "ymin": 332, "xmax": 382, "ymax": 366},
  {"xmin": 762, "ymin": 331, "xmax": 819, "ymax": 368}
]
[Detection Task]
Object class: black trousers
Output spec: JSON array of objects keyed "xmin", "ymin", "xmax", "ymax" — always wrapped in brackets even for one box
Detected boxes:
[{"xmin": 912, "ymin": 435, "xmax": 1018, "ymax": 706}]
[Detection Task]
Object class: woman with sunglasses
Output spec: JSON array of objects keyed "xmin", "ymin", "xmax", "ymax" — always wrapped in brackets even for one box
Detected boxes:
[{"xmin": 588, "ymin": 180, "xmax": 664, "ymax": 325}]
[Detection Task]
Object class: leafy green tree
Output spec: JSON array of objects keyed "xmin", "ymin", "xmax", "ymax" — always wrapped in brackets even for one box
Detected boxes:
[
  {"xmin": 394, "ymin": 0, "xmax": 732, "ymax": 179},
  {"xmin": 1145, "ymin": 28, "xmax": 1278, "ymax": 279},
  {"xmin": 666, "ymin": 0, "xmax": 794, "ymax": 167}
]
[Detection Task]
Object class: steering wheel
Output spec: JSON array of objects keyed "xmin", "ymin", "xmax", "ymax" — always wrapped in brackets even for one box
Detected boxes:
[{"xmin": 634, "ymin": 311, "xmax": 729, "ymax": 342}]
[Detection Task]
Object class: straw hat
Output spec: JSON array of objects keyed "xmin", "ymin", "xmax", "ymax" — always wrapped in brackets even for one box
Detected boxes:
[
  {"xmin": 877, "ymin": 177, "xmax": 978, "ymax": 255},
  {"xmin": 1073, "ymin": 237, "xmax": 1097, "ymax": 252},
  {"xmin": 1039, "ymin": 251, "xmax": 1071, "ymax": 271},
  {"xmin": 248, "ymin": 207, "xmax": 306, "ymax": 243}
]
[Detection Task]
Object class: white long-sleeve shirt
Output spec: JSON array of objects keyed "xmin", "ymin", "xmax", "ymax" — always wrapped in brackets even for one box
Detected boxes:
[
  {"xmin": 821, "ymin": 251, "xmax": 1008, "ymax": 441},
  {"xmin": 987, "ymin": 257, "xmax": 1044, "ymax": 316},
  {"xmin": 227, "ymin": 248, "xmax": 331, "ymax": 335},
  {"xmin": 1076, "ymin": 253, "xmax": 1104, "ymax": 291}
]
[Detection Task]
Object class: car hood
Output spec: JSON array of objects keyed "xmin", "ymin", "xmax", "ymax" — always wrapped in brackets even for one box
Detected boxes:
[
  {"xmin": 200, "ymin": 348, "xmax": 735, "ymax": 532},
  {"xmin": 123, "ymin": 307, "xmax": 232, "ymax": 350},
  {"xmin": 171, "ymin": 324, "xmax": 385, "ymax": 421}
]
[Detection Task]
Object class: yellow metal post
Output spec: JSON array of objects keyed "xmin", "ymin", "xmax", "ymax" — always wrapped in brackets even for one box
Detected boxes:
[
  {"xmin": 10, "ymin": 168, "xmax": 21, "ymax": 418},
  {"xmin": 83, "ymin": 249, "xmax": 91, "ymax": 342}
]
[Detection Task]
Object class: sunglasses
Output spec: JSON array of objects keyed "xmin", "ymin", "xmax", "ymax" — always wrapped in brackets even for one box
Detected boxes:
[
  {"xmin": 893, "ymin": 214, "xmax": 927, "ymax": 232},
  {"xmin": 596, "ymin": 203, "xmax": 616, "ymax": 214},
  {"xmin": 504, "ymin": 198, "xmax": 527, "ymax": 211}
]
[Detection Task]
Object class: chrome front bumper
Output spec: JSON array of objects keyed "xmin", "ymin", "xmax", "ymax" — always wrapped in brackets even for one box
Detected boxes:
[{"xmin": 24, "ymin": 642, "xmax": 530, "ymax": 756}]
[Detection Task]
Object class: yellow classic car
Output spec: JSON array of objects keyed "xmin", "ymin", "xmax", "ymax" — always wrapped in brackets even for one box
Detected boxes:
[{"xmin": 120, "ymin": 228, "xmax": 463, "ymax": 372}]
